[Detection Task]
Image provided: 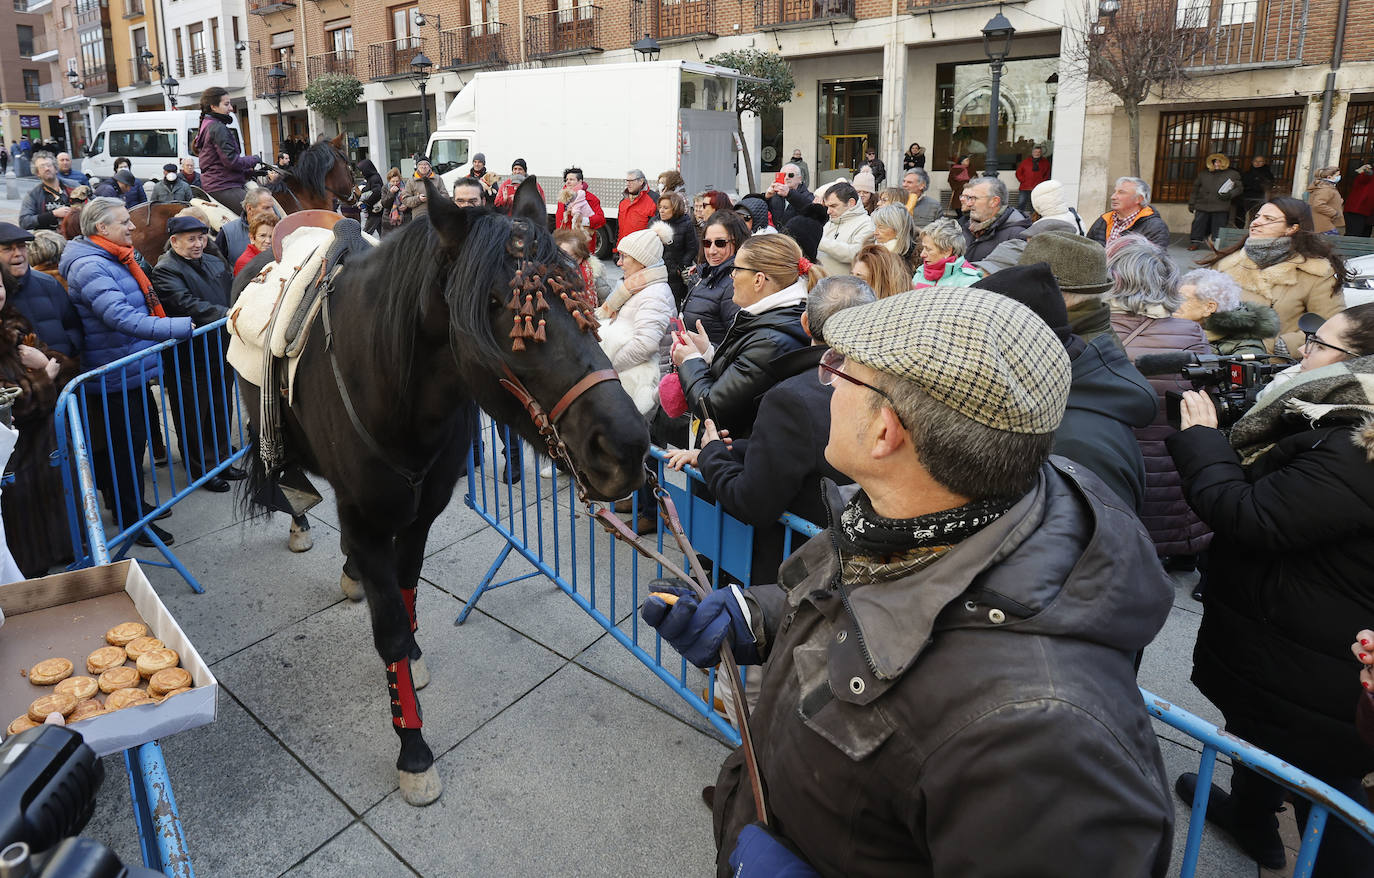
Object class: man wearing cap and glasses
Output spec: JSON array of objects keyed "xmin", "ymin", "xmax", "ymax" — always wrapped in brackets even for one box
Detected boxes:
[
  {"xmin": 643, "ymin": 286, "xmax": 1174, "ymax": 876},
  {"xmin": 0, "ymin": 222, "xmax": 81, "ymax": 358}
]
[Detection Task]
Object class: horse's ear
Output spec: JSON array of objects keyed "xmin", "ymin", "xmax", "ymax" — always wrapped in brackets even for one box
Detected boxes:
[
  {"xmin": 512, "ymin": 176, "xmax": 546, "ymax": 227},
  {"xmin": 330, "ymin": 131, "xmax": 345, "ymax": 150},
  {"xmin": 426, "ymin": 178, "xmax": 470, "ymax": 253}
]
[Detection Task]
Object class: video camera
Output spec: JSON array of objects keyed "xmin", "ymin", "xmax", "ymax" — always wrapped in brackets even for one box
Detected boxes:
[
  {"xmin": 0, "ymin": 724, "xmax": 163, "ymax": 877},
  {"xmin": 1135, "ymin": 351, "xmax": 1292, "ymax": 431}
]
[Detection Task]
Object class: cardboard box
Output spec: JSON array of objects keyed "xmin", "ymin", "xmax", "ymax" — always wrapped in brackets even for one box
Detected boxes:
[{"xmin": 0, "ymin": 560, "xmax": 217, "ymax": 757}]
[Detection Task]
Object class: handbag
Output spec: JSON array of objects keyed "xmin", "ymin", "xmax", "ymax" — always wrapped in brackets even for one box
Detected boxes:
[{"xmin": 658, "ymin": 369, "xmax": 688, "ymax": 418}]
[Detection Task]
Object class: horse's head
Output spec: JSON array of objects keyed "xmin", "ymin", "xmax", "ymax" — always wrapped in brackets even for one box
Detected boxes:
[
  {"xmin": 325, "ymin": 132, "xmax": 359, "ymax": 204},
  {"xmin": 275, "ymin": 134, "xmax": 357, "ymax": 209},
  {"xmin": 426, "ymin": 176, "xmax": 648, "ymax": 501}
]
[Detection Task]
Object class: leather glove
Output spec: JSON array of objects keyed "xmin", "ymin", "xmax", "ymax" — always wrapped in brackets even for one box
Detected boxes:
[{"xmin": 640, "ymin": 580, "xmax": 760, "ymax": 668}]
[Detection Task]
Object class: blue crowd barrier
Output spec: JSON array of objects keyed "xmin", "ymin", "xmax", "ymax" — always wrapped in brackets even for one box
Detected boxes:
[
  {"xmin": 462, "ymin": 415, "xmax": 1374, "ymax": 875},
  {"xmin": 54, "ymin": 319, "xmax": 248, "ymax": 594}
]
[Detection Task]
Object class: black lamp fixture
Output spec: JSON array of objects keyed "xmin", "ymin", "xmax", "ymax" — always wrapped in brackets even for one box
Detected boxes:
[
  {"xmin": 1045, "ymin": 71, "xmax": 1059, "ymax": 99},
  {"xmin": 411, "ymin": 52, "xmax": 434, "ymax": 146},
  {"xmin": 267, "ymin": 64, "xmax": 287, "ymax": 146},
  {"xmin": 66, "ymin": 67, "xmax": 83, "ymax": 91},
  {"xmin": 633, "ymin": 33, "xmax": 661, "ymax": 62},
  {"xmin": 140, "ymin": 48, "xmax": 178, "ymax": 107},
  {"xmin": 1098, "ymin": 0, "xmax": 1121, "ymax": 15},
  {"xmin": 980, "ymin": 11, "xmax": 1016, "ymax": 178}
]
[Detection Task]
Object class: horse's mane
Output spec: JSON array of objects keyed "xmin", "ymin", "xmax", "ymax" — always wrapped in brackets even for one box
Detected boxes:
[
  {"xmin": 269, "ymin": 141, "xmax": 342, "ymax": 201},
  {"xmin": 368, "ymin": 210, "xmax": 564, "ymax": 393}
]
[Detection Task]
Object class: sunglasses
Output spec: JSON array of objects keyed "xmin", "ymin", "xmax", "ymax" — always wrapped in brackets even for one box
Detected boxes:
[
  {"xmin": 817, "ymin": 350, "xmax": 907, "ymax": 429},
  {"xmin": 703, "ymin": 238, "xmax": 732, "ymax": 249}
]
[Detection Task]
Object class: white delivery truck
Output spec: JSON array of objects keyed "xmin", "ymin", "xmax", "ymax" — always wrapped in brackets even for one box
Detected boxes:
[{"xmin": 426, "ymin": 60, "xmax": 745, "ymax": 257}]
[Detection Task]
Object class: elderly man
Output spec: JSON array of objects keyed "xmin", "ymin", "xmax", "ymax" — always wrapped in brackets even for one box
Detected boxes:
[
  {"xmin": 179, "ymin": 157, "xmax": 201, "ymax": 189},
  {"xmin": 958, "ymin": 176, "xmax": 1030, "ymax": 264},
  {"xmin": 1020, "ymin": 230, "xmax": 1119, "ymax": 346},
  {"xmin": 215, "ymin": 188, "xmax": 277, "ymax": 267},
  {"xmin": 1087, "ymin": 177, "xmax": 1172, "ymax": 249},
  {"xmin": 56, "ymin": 151, "xmax": 89, "ymax": 188},
  {"xmin": 0, "ymin": 222, "xmax": 81, "ymax": 357},
  {"xmin": 862, "ymin": 146, "xmax": 886, "ymax": 188},
  {"xmin": 152, "ymin": 215, "xmax": 243, "ymax": 492},
  {"xmin": 789, "ymin": 148, "xmax": 809, "ymax": 189},
  {"xmin": 152, "ymin": 163, "xmax": 194, "ymax": 204},
  {"xmin": 643, "ymin": 285, "xmax": 1175, "ymax": 877},
  {"xmin": 19, "ymin": 154, "xmax": 71, "ymax": 231},
  {"xmin": 816, "ymin": 181, "xmax": 876, "ymax": 276},
  {"xmin": 902, "ymin": 168, "xmax": 941, "ymax": 228},
  {"xmin": 617, "ymin": 169, "xmax": 658, "ymax": 245},
  {"xmin": 765, "ymin": 162, "xmax": 816, "ymax": 231}
]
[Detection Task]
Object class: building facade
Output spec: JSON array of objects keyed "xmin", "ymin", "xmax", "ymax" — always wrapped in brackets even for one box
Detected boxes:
[{"xmin": 2, "ymin": 0, "xmax": 62, "ymax": 149}]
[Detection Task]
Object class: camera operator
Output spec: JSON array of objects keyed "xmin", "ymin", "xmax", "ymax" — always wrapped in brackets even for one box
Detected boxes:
[{"xmin": 1166, "ymin": 301, "xmax": 1374, "ymax": 876}]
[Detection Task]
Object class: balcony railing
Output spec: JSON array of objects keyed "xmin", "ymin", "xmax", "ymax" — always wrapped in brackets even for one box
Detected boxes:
[
  {"xmin": 188, "ymin": 50, "xmax": 220, "ymax": 74},
  {"xmin": 75, "ymin": 0, "xmax": 105, "ymax": 26},
  {"xmin": 756, "ymin": 0, "xmax": 854, "ymax": 28},
  {"xmin": 525, "ymin": 6, "xmax": 602, "ymax": 59},
  {"xmin": 1178, "ymin": 0, "xmax": 1304, "ymax": 69},
  {"xmin": 252, "ymin": 60, "xmax": 304, "ymax": 97},
  {"xmin": 368, "ymin": 36, "xmax": 427, "ymax": 80},
  {"xmin": 248, "ymin": 0, "xmax": 295, "ymax": 15},
  {"xmin": 307, "ymin": 48, "xmax": 358, "ymax": 79},
  {"xmin": 437, "ymin": 22, "xmax": 508, "ymax": 70},
  {"xmin": 632, "ymin": 0, "xmax": 716, "ymax": 41},
  {"xmin": 122, "ymin": 0, "xmax": 143, "ymax": 16},
  {"xmin": 128, "ymin": 58, "xmax": 150, "ymax": 84}
]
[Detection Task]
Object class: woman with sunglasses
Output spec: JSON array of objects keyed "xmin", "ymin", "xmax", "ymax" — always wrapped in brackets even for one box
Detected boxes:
[
  {"xmin": 1204, "ymin": 196, "xmax": 1347, "ymax": 357},
  {"xmin": 679, "ymin": 210, "xmax": 748, "ymax": 347},
  {"xmin": 1167, "ymin": 300, "xmax": 1374, "ymax": 877}
]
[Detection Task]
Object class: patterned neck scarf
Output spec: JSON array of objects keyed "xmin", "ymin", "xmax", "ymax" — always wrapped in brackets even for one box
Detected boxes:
[
  {"xmin": 836, "ymin": 491, "xmax": 1016, "ymax": 585},
  {"xmin": 1107, "ymin": 207, "xmax": 1143, "ymax": 244},
  {"xmin": 1243, "ymin": 235, "xmax": 1294, "ymax": 269}
]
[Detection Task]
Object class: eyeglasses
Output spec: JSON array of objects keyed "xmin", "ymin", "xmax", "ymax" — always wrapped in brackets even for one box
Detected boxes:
[
  {"xmin": 817, "ymin": 349, "xmax": 906, "ymax": 429},
  {"xmin": 959, "ymin": 193, "xmax": 986, "ymax": 203},
  {"xmin": 731, "ymin": 264, "xmax": 760, "ymax": 274},
  {"xmin": 703, "ymin": 238, "xmax": 732, "ymax": 249},
  {"xmin": 1303, "ymin": 331, "xmax": 1359, "ymax": 358}
]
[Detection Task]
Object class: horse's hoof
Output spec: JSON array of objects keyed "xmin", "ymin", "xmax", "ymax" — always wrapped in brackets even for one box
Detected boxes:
[
  {"xmin": 411, "ymin": 655, "xmax": 429, "ymax": 690},
  {"xmin": 288, "ymin": 522, "xmax": 314, "ymax": 553},
  {"xmin": 398, "ymin": 767, "xmax": 442, "ymax": 806},
  {"xmin": 340, "ymin": 572, "xmax": 365, "ymax": 602}
]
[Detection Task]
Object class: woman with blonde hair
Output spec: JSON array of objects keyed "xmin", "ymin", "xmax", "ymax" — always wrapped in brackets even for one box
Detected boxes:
[
  {"xmin": 871, "ymin": 203, "xmax": 918, "ymax": 274},
  {"xmin": 852, "ymin": 244, "xmax": 912, "ymax": 299},
  {"xmin": 672, "ymin": 233, "xmax": 822, "ymax": 437},
  {"xmin": 26, "ymin": 230, "xmax": 67, "ymax": 288},
  {"xmin": 913, "ymin": 218, "xmax": 981, "ymax": 289}
]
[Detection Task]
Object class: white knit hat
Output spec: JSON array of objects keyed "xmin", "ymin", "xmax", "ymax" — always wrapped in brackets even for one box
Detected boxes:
[
  {"xmin": 617, "ymin": 222, "xmax": 672, "ymax": 268},
  {"xmin": 1031, "ymin": 180, "xmax": 1069, "ymax": 219},
  {"xmin": 852, "ymin": 171, "xmax": 877, "ymax": 194}
]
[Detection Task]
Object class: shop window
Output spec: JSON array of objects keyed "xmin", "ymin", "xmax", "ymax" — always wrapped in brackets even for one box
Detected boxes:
[
  {"xmin": 933, "ymin": 57, "xmax": 1057, "ymax": 177},
  {"xmin": 1151, "ymin": 106, "xmax": 1302, "ymax": 202}
]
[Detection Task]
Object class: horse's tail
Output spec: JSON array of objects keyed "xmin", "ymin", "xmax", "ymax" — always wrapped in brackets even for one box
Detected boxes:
[{"xmin": 235, "ymin": 436, "xmax": 275, "ymax": 523}]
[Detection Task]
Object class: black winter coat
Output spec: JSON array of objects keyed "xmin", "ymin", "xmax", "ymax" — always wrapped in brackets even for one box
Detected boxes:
[
  {"xmin": 764, "ymin": 186, "xmax": 815, "ymax": 232},
  {"xmin": 681, "ymin": 258, "xmax": 741, "ymax": 347},
  {"xmin": 1168, "ymin": 419, "xmax": 1374, "ymax": 778},
  {"xmin": 678, "ymin": 300, "xmax": 809, "ymax": 439},
  {"xmin": 9, "ymin": 268, "xmax": 81, "ymax": 357},
  {"xmin": 696, "ymin": 346, "xmax": 851, "ymax": 581},
  {"xmin": 960, "ymin": 207, "xmax": 1030, "ymax": 263},
  {"xmin": 151, "ymin": 249, "xmax": 234, "ymax": 326},
  {"xmin": 661, "ymin": 212, "xmax": 698, "ymax": 307}
]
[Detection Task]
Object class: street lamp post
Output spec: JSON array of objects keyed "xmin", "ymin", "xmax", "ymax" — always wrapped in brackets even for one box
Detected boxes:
[
  {"xmin": 267, "ymin": 65, "xmax": 287, "ymax": 150},
  {"xmin": 981, "ymin": 12, "xmax": 1016, "ymax": 178},
  {"xmin": 139, "ymin": 49, "xmax": 179, "ymax": 109},
  {"xmin": 410, "ymin": 53, "xmax": 433, "ymax": 151},
  {"xmin": 1045, "ymin": 71, "xmax": 1059, "ymax": 142}
]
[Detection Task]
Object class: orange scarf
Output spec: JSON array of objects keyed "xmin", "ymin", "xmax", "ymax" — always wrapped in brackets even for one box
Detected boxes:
[{"xmin": 89, "ymin": 235, "xmax": 165, "ymax": 318}]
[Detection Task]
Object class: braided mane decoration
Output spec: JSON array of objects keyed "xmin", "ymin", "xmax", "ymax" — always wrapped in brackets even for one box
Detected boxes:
[{"xmin": 504, "ymin": 259, "xmax": 600, "ymax": 352}]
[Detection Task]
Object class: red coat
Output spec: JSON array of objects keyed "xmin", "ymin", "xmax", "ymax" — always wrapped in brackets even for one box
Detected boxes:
[
  {"xmin": 1345, "ymin": 173, "xmax": 1374, "ymax": 218},
  {"xmin": 1015, "ymin": 156, "xmax": 1052, "ymax": 191},
  {"xmin": 555, "ymin": 183, "xmax": 605, "ymax": 230},
  {"xmin": 234, "ymin": 243, "xmax": 261, "ymax": 276},
  {"xmin": 617, "ymin": 188, "xmax": 659, "ymax": 243}
]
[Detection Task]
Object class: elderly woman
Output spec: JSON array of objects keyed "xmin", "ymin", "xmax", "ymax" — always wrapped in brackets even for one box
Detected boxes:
[
  {"xmin": 852, "ymin": 244, "xmax": 911, "ymax": 300},
  {"xmin": 59, "ymin": 197, "xmax": 193, "ymax": 545},
  {"xmin": 594, "ymin": 224, "xmax": 676, "ymax": 416},
  {"xmin": 1206, "ymin": 196, "xmax": 1346, "ymax": 357},
  {"xmin": 912, "ymin": 218, "xmax": 981, "ymax": 289},
  {"xmin": 656, "ymin": 191, "xmax": 698, "ymax": 307},
  {"xmin": 871, "ymin": 203, "xmax": 919, "ymax": 274},
  {"xmin": 25, "ymin": 229, "xmax": 67, "ymax": 289},
  {"xmin": 1106, "ymin": 235, "xmax": 1212, "ymax": 565},
  {"xmin": 1175, "ymin": 268, "xmax": 1278, "ymax": 358},
  {"xmin": 1168, "ymin": 303, "xmax": 1374, "ymax": 877},
  {"xmin": 234, "ymin": 213, "xmax": 278, "ymax": 276}
]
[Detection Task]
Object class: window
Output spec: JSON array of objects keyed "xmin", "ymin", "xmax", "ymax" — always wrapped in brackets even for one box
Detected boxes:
[
  {"xmin": 173, "ymin": 28, "xmax": 184, "ymax": 75},
  {"xmin": 17, "ymin": 24, "xmax": 34, "ymax": 56},
  {"xmin": 1152, "ymin": 106, "xmax": 1302, "ymax": 202},
  {"xmin": 468, "ymin": 0, "xmax": 497, "ymax": 26},
  {"xmin": 231, "ymin": 16, "xmax": 241, "ymax": 69},
  {"xmin": 1339, "ymin": 102, "xmax": 1374, "ymax": 185},
  {"xmin": 80, "ymin": 28, "xmax": 106, "ymax": 79},
  {"xmin": 271, "ymin": 29, "xmax": 294, "ymax": 66},
  {"xmin": 430, "ymin": 137, "xmax": 468, "ymax": 172},
  {"xmin": 1175, "ymin": 0, "xmax": 1209, "ymax": 28},
  {"xmin": 391, "ymin": 5, "xmax": 418, "ymax": 46},
  {"xmin": 22, "ymin": 70, "xmax": 40, "ymax": 102},
  {"xmin": 932, "ymin": 57, "xmax": 1058, "ymax": 176},
  {"xmin": 210, "ymin": 18, "xmax": 220, "ymax": 69},
  {"xmin": 326, "ymin": 18, "xmax": 352, "ymax": 52},
  {"xmin": 62, "ymin": 5, "xmax": 71, "ymax": 27},
  {"xmin": 131, "ymin": 25, "xmax": 147, "ymax": 72},
  {"xmin": 556, "ymin": 0, "xmax": 593, "ymax": 21},
  {"xmin": 109, "ymin": 128, "xmax": 178, "ymax": 158}
]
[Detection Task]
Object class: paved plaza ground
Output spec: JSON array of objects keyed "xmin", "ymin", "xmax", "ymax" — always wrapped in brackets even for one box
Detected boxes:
[{"xmin": 1, "ymin": 173, "xmax": 1315, "ymax": 877}]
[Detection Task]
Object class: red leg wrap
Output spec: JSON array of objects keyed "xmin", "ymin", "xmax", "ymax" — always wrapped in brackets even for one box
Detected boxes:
[
  {"xmin": 386, "ymin": 658, "xmax": 423, "ymax": 730},
  {"xmin": 401, "ymin": 588, "xmax": 418, "ymax": 634}
]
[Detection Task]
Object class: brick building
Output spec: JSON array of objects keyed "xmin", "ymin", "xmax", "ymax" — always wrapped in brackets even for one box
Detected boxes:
[{"xmin": 1, "ymin": 0, "xmax": 61, "ymax": 150}]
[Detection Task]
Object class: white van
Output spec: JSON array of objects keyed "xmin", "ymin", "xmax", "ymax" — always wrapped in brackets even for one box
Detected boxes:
[{"xmin": 84, "ymin": 110, "xmax": 244, "ymax": 182}]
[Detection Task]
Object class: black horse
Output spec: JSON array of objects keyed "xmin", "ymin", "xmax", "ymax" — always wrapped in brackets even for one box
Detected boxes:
[{"xmin": 235, "ymin": 178, "xmax": 648, "ymax": 804}]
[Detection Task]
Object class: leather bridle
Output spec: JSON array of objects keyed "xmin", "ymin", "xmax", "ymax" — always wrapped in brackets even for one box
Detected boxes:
[{"xmin": 497, "ymin": 364, "xmax": 618, "ymax": 504}]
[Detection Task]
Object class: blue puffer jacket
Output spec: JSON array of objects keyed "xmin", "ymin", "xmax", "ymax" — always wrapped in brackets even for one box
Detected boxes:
[
  {"xmin": 10, "ymin": 268, "xmax": 82, "ymax": 357},
  {"xmin": 60, "ymin": 237, "xmax": 193, "ymax": 392}
]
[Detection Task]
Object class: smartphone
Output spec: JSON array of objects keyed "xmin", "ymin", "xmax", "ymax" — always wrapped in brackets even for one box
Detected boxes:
[
  {"xmin": 698, "ymin": 399, "xmax": 715, "ymax": 425},
  {"xmin": 670, "ymin": 316, "xmax": 685, "ymax": 335},
  {"xmin": 774, "ymin": 171, "xmax": 787, "ymax": 186}
]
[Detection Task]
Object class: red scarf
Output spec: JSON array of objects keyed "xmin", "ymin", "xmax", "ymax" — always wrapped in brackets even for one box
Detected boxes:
[
  {"xmin": 89, "ymin": 235, "xmax": 165, "ymax": 318},
  {"xmin": 922, "ymin": 253, "xmax": 960, "ymax": 282}
]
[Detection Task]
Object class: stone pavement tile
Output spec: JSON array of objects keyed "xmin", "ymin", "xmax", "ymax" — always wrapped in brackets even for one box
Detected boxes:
[
  {"xmin": 138, "ymin": 516, "xmax": 351, "ymax": 664},
  {"xmin": 1159, "ymin": 736, "xmax": 1260, "ymax": 877},
  {"xmin": 1141, "ymin": 598, "xmax": 1227, "ymax": 749},
  {"xmin": 82, "ymin": 693, "xmax": 354, "ymax": 878},
  {"xmin": 365, "ymin": 662, "xmax": 728, "ymax": 878},
  {"xmin": 212, "ymin": 581, "xmax": 565, "ymax": 812},
  {"xmin": 282, "ymin": 821, "xmax": 417, "ymax": 877}
]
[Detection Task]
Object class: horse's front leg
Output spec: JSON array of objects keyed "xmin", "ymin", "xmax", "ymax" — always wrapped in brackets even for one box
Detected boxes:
[{"xmin": 337, "ymin": 506, "xmax": 441, "ymax": 806}]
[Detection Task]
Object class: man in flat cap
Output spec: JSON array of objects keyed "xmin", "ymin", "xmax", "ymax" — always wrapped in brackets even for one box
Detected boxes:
[{"xmin": 643, "ymin": 287, "xmax": 1174, "ymax": 877}]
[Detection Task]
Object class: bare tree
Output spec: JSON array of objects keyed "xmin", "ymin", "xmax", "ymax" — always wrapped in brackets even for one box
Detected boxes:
[{"xmin": 1063, "ymin": 0, "xmax": 1216, "ymax": 178}]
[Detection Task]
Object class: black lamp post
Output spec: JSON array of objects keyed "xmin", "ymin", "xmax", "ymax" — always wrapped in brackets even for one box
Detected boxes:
[
  {"xmin": 633, "ymin": 33, "xmax": 660, "ymax": 62},
  {"xmin": 140, "ymin": 48, "xmax": 179, "ymax": 109},
  {"xmin": 980, "ymin": 13, "xmax": 1015, "ymax": 178},
  {"xmin": 410, "ymin": 52, "xmax": 433, "ymax": 149},
  {"xmin": 267, "ymin": 65, "xmax": 287, "ymax": 148},
  {"xmin": 1045, "ymin": 71, "xmax": 1059, "ymax": 141}
]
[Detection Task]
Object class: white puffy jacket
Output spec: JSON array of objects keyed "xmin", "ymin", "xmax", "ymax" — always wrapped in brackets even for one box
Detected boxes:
[
  {"xmin": 598, "ymin": 279, "xmax": 675, "ymax": 416},
  {"xmin": 817, "ymin": 201, "xmax": 877, "ymax": 276}
]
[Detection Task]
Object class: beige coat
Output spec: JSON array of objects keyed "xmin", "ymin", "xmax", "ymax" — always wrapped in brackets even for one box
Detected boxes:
[
  {"xmin": 1214, "ymin": 249, "xmax": 1345, "ymax": 355},
  {"xmin": 817, "ymin": 201, "xmax": 876, "ymax": 276},
  {"xmin": 1307, "ymin": 182, "xmax": 1344, "ymax": 234}
]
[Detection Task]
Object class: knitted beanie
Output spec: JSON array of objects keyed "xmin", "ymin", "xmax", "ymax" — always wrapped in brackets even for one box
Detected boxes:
[{"xmin": 618, "ymin": 222, "xmax": 672, "ymax": 268}]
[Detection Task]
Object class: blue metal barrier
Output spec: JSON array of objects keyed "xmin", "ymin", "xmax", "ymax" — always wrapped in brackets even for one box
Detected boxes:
[
  {"xmin": 462, "ymin": 417, "xmax": 1374, "ymax": 875},
  {"xmin": 54, "ymin": 319, "xmax": 247, "ymax": 593}
]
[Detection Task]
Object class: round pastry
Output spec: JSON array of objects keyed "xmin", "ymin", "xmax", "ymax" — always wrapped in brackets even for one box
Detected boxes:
[
  {"xmin": 105, "ymin": 621, "xmax": 148, "ymax": 646},
  {"xmin": 136, "ymin": 648, "xmax": 179, "ymax": 678},
  {"xmin": 6, "ymin": 715, "xmax": 38, "ymax": 737},
  {"xmin": 29, "ymin": 657, "xmax": 74, "ymax": 686},
  {"xmin": 67, "ymin": 699, "xmax": 105, "ymax": 722},
  {"xmin": 55, "ymin": 676, "xmax": 99, "ymax": 701},
  {"xmin": 69, "ymin": 707, "xmax": 110, "ymax": 723},
  {"xmin": 105, "ymin": 688, "xmax": 153, "ymax": 710},
  {"xmin": 97, "ymin": 666, "xmax": 140, "ymax": 693},
  {"xmin": 86, "ymin": 646, "xmax": 127, "ymax": 674},
  {"xmin": 155, "ymin": 687, "xmax": 192, "ymax": 702},
  {"xmin": 147, "ymin": 667, "xmax": 192, "ymax": 696},
  {"xmin": 27, "ymin": 692, "xmax": 77, "ymax": 722},
  {"xmin": 124, "ymin": 636, "xmax": 164, "ymax": 659}
]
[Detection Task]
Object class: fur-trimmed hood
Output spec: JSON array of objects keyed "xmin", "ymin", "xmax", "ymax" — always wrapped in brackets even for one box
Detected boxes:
[
  {"xmin": 1357, "ymin": 416, "xmax": 1374, "ymax": 463},
  {"xmin": 1204, "ymin": 301, "xmax": 1280, "ymax": 339}
]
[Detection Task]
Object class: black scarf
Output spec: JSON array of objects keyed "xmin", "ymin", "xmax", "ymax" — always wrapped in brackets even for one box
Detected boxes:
[
  {"xmin": 204, "ymin": 109, "xmax": 234, "ymax": 125},
  {"xmin": 835, "ymin": 491, "xmax": 1015, "ymax": 584}
]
